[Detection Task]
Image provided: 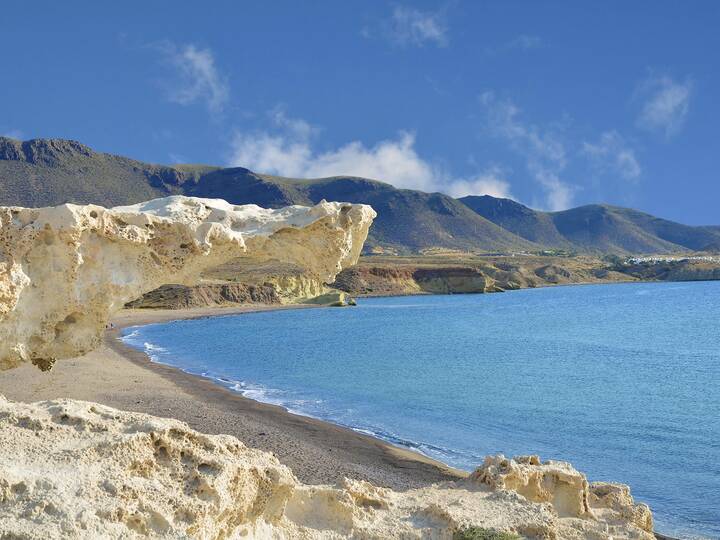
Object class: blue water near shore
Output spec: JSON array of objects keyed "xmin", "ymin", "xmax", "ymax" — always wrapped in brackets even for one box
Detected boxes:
[{"xmin": 122, "ymin": 281, "xmax": 720, "ymax": 539}]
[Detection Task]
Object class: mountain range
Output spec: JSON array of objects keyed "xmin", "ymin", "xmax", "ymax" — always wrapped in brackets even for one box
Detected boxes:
[
  {"xmin": 1, "ymin": 136, "xmax": 717, "ymax": 255},
  {"xmin": 460, "ymin": 196, "xmax": 720, "ymax": 255}
]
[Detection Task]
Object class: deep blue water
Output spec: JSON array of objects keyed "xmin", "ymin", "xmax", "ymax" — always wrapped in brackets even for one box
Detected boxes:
[{"xmin": 123, "ymin": 282, "xmax": 720, "ymax": 539}]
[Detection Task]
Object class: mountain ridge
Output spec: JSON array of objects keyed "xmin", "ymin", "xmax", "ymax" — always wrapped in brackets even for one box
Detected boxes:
[
  {"xmin": 460, "ymin": 195, "xmax": 720, "ymax": 255},
  {"xmin": 1, "ymin": 136, "xmax": 717, "ymax": 255},
  {"xmin": 0, "ymin": 136, "xmax": 538, "ymax": 253}
]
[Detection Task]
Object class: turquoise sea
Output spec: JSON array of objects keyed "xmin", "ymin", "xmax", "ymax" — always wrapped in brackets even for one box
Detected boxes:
[{"xmin": 122, "ymin": 281, "xmax": 720, "ymax": 539}]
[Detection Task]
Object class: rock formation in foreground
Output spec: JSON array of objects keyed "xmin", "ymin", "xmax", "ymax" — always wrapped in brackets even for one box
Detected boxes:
[
  {"xmin": 0, "ymin": 396, "xmax": 654, "ymax": 540},
  {"xmin": 0, "ymin": 196, "xmax": 375, "ymax": 371}
]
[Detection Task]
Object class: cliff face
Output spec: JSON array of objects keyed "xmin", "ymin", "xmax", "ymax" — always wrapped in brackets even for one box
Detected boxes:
[
  {"xmin": 0, "ymin": 396, "xmax": 655, "ymax": 540},
  {"xmin": 124, "ymin": 283, "xmax": 282, "ymax": 309},
  {"xmin": 0, "ymin": 196, "xmax": 375, "ymax": 370},
  {"xmin": 125, "ymin": 268, "xmax": 335, "ymax": 309},
  {"xmin": 619, "ymin": 259, "xmax": 720, "ymax": 282},
  {"xmin": 332, "ymin": 257, "xmax": 635, "ymax": 297}
]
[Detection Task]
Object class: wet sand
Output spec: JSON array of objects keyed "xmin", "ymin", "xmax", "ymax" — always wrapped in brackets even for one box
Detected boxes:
[{"xmin": 0, "ymin": 305, "xmax": 464, "ymax": 490}]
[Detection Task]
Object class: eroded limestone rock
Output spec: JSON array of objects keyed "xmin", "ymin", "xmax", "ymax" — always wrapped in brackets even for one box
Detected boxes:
[
  {"xmin": 0, "ymin": 196, "xmax": 375, "ymax": 370},
  {"xmin": 470, "ymin": 454, "xmax": 654, "ymax": 538},
  {"xmin": 0, "ymin": 397, "xmax": 656, "ymax": 540},
  {"xmin": 470, "ymin": 454, "xmax": 594, "ymax": 519}
]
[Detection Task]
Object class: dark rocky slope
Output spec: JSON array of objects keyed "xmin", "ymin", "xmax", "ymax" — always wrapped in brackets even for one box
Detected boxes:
[{"xmin": 461, "ymin": 195, "xmax": 720, "ymax": 255}]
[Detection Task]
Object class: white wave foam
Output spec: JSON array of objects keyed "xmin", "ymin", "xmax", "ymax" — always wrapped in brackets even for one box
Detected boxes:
[
  {"xmin": 119, "ymin": 329, "xmax": 478, "ymax": 470},
  {"xmin": 143, "ymin": 342, "xmax": 167, "ymax": 353}
]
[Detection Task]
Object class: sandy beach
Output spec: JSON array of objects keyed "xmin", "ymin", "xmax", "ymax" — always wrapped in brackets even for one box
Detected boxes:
[{"xmin": 0, "ymin": 305, "xmax": 464, "ymax": 490}]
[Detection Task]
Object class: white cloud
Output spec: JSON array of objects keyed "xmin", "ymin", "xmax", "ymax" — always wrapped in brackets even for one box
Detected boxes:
[
  {"xmin": 366, "ymin": 6, "xmax": 447, "ymax": 48},
  {"xmin": 229, "ymin": 126, "xmax": 436, "ymax": 190},
  {"xmin": 268, "ymin": 106, "xmax": 318, "ymax": 140},
  {"xmin": 535, "ymin": 171, "xmax": 572, "ymax": 211},
  {"xmin": 582, "ymin": 131, "xmax": 641, "ymax": 180},
  {"xmin": 479, "ymin": 91, "xmax": 572, "ymax": 211},
  {"xmin": 159, "ymin": 43, "xmax": 229, "ymax": 114},
  {"xmin": 445, "ymin": 167, "xmax": 514, "ymax": 199},
  {"xmin": 636, "ymin": 75, "xmax": 692, "ymax": 138},
  {"xmin": 228, "ymin": 110, "xmax": 512, "ymax": 198}
]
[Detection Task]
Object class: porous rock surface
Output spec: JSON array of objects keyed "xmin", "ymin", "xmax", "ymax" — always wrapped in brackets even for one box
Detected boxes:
[
  {"xmin": 0, "ymin": 196, "xmax": 375, "ymax": 370},
  {"xmin": 0, "ymin": 396, "xmax": 655, "ymax": 539}
]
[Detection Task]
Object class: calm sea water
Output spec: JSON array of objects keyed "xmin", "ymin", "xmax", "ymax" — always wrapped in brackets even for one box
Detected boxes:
[{"xmin": 123, "ymin": 282, "xmax": 720, "ymax": 539}]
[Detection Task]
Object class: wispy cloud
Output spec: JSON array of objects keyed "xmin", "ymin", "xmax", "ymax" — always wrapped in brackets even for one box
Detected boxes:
[
  {"xmin": 228, "ymin": 109, "xmax": 512, "ymax": 199},
  {"xmin": 156, "ymin": 42, "xmax": 229, "ymax": 114},
  {"xmin": 582, "ymin": 131, "xmax": 641, "ymax": 181},
  {"xmin": 365, "ymin": 6, "xmax": 448, "ymax": 48},
  {"xmin": 478, "ymin": 91, "xmax": 572, "ymax": 211},
  {"xmin": 636, "ymin": 75, "xmax": 692, "ymax": 138},
  {"xmin": 268, "ymin": 105, "xmax": 318, "ymax": 140}
]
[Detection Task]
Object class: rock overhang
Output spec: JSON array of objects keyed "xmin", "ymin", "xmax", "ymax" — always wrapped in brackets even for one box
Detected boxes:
[{"xmin": 0, "ymin": 196, "xmax": 376, "ymax": 371}]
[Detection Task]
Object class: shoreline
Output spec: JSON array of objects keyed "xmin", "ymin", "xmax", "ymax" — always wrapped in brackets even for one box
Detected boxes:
[
  {"xmin": 107, "ymin": 305, "xmax": 468, "ymax": 488},
  {"xmin": 0, "ymin": 301, "xmax": 682, "ymax": 538},
  {"xmin": 0, "ymin": 303, "xmax": 464, "ymax": 490},
  {"xmin": 350, "ymin": 275, "xmax": 720, "ymax": 299},
  {"xmin": 112, "ymin": 300, "xmax": 683, "ymax": 540}
]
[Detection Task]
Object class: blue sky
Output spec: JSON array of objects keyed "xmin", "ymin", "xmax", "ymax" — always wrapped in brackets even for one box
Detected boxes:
[{"xmin": 1, "ymin": 1, "xmax": 718, "ymax": 224}]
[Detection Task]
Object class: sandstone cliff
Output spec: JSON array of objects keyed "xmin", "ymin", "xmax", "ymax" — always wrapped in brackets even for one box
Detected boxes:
[
  {"xmin": 0, "ymin": 396, "xmax": 655, "ymax": 540},
  {"xmin": 0, "ymin": 196, "xmax": 375, "ymax": 370},
  {"xmin": 124, "ymin": 283, "xmax": 282, "ymax": 309},
  {"xmin": 331, "ymin": 256, "xmax": 635, "ymax": 297},
  {"xmin": 618, "ymin": 258, "xmax": 720, "ymax": 282}
]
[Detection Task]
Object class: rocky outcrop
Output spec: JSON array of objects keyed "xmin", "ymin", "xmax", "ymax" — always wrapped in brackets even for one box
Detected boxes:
[
  {"xmin": 0, "ymin": 396, "xmax": 655, "ymax": 539},
  {"xmin": 412, "ymin": 267, "xmax": 498, "ymax": 294},
  {"xmin": 332, "ymin": 265, "xmax": 424, "ymax": 296},
  {"xmin": 128, "ymin": 261, "xmax": 341, "ymax": 309},
  {"xmin": 303, "ymin": 290, "xmax": 356, "ymax": 307},
  {"xmin": 267, "ymin": 273, "xmax": 329, "ymax": 302},
  {"xmin": 618, "ymin": 259, "xmax": 720, "ymax": 282},
  {"xmin": 589, "ymin": 482, "xmax": 654, "ymax": 533},
  {"xmin": 471, "ymin": 454, "xmax": 595, "ymax": 519},
  {"xmin": 533, "ymin": 264, "xmax": 572, "ymax": 284},
  {"xmin": 0, "ymin": 196, "xmax": 375, "ymax": 370},
  {"xmin": 124, "ymin": 283, "xmax": 282, "ymax": 309},
  {"xmin": 331, "ymin": 257, "xmax": 636, "ymax": 297},
  {"xmin": 331, "ymin": 264, "xmax": 516, "ymax": 296},
  {"xmin": 0, "ymin": 137, "xmax": 93, "ymax": 166},
  {"xmin": 470, "ymin": 454, "xmax": 653, "ymax": 536},
  {"xmin": 124, "ymin": 280, "xmax": 355, "ymax": 309}
]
